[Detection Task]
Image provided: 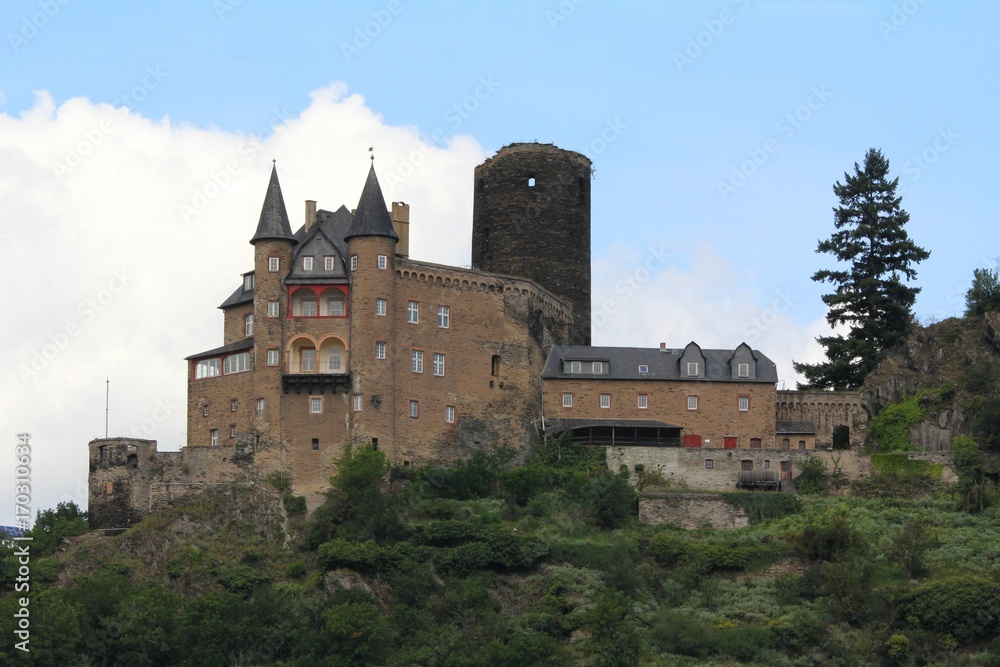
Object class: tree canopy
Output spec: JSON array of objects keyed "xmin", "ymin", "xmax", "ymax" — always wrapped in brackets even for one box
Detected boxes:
[{"xmin": 794, "ymin": 148, "xmax": 929, "ymax": 389}]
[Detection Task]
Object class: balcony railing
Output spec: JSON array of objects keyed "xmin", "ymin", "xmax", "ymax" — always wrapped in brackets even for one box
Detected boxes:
[
  {"xmin": 737, "ymin": 470, "xmax": 781, "ymax": 490},
  {"xmin": 282, "ymin": 373, "xmax": 351, "ymax": 395}
]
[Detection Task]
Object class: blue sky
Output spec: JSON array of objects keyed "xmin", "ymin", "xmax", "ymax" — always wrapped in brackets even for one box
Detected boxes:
[{"xmin": 2, "ymin": 0, "xmax": 997, "ymax": 521}]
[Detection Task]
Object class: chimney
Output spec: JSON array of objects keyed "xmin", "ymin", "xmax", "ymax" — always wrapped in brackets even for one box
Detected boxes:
[
  {"xmin": 305, "ymin": 200, "xmax": 317, "ymax": 233},
  {"xmin": 659, "ymin": 342, "xmax": 667, "ymax": 352},
  {"xmin": 392, "ymin": 201, "xmax": 410, "ymax": 258}
]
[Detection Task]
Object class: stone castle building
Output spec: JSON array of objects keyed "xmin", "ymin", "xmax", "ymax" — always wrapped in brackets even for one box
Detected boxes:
[{"xmin": 88, "ymin": 142, "xmax": 867, "ymax": 530}]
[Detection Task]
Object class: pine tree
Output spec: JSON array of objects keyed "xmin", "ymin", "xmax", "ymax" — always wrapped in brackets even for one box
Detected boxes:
[{"xmin": 794, "ymin": 149, "xmax": 930, "ymax": 389}]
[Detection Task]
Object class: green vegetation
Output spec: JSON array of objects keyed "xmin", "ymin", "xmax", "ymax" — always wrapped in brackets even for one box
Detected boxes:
[
  {"xmin": 794, "ymin": 148, "xmax": 930, "ymax": 390},
  {"xmin": 868, "ymin": 394, "xmax": 926, "ymax": 452},
  {"xmin": 965, "ymin": 260, "xmax": 1000, "ymax": 317},
  {"xmin": 6, "ymin": 440, "xmax": 1000, "ymax": 665}
]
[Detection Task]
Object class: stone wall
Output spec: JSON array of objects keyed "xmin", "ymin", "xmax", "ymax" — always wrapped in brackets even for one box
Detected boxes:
[
  {"xmin": 89, "ymin": 437, "xmax": 259, "ymax": 531},
  {"xmin": 775, "ymin": 390, "xmax": 868, "ymax": 448},
  {"xmin": 639, "ymin": 493, "xmax": 749, "ymax": 529},
  {"xmin": 607, "ymin": 446, "xmax": 872, "ymax": 490}
]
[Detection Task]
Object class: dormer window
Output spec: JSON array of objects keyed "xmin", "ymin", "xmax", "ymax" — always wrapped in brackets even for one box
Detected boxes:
[
  {"xmin": 570, "ymin": 361, "xmax": 582, "ymax": 373},
  {"xmin": 324, "ymin": 256, "xmax": 335, "ymax": 271},
  {"xmin": 737, "ymin": 362, "xmax": 750, "ymax": 378},
  {"xmin": 687, "ymin": 362, "xmax": 698, "ymax": 376},
  {"xmin": 243, "ymin": 274, "xmax": 254, "ymax": 290},
  {"xmin": 638, "ymin": 365, "xmax": 648, "ymax": 374},
  {"xmin": 303, "ymin": 256, "xmax": 314, "ymax": 271},
  {"xmin": 591, "ymin": 361, "xmax": 605, "ymax": 374}
]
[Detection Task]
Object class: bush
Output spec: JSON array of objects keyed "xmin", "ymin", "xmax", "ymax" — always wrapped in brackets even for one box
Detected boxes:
[
  {"xmin": 869, "ymin": 395, "xmax": 925, "ymax": 452},
  {"xmin": 265, "ymin": 470, "xmax": 292, "ymax": 492},
  {"xmin": 719, "ymin": 492, "xmax": 801, "ymax": 523},
  {"xmin": 888, "ymin": 519, "xmax": 938, "ymax": 578},
  {"xmin": 895, "ymin": 576, "xmax": 1000, "ymax": 642},
  {"xmin": 29, "ymin": 501, "xmax": 89, "ymax": 556},
  {"xmin": 215, "ymin": 565, "xmax": 269, "ymax": 596},
  {"xmin": 282, "ymin": 493, "xmax": 306, "ymax": 515},
  {"xmin": 648, "ymin": 533, "xmax": 786, "ymax": 572},
  {"xmin": 971, "ymin": 395, "xmax": 1000, "ymax": 451},
  {"xmin": 796, "ymin": 456, "xmax": 829, "ymax": 494},
  {"xmin": 797, "ymin": 515, "xmax": 862, "ymax": 562}
]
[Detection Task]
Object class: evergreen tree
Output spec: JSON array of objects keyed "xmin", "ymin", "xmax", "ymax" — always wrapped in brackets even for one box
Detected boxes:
[
  {"xmin": 794, "ymin": 149, "xmax": 929, "ymax": 389},
  {"xmin": 965, "ymin": 261, "xmax": 1000, "ymax": 317}
]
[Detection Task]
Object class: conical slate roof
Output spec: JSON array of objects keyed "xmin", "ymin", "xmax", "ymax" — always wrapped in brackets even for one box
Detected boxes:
[
  {"xmin": 344, "ymin": 163, "xmax": 398, "ymax": 242},
  {"xmin": 250, "ymin": 164, "xmax": 296, "ymax": 245}
]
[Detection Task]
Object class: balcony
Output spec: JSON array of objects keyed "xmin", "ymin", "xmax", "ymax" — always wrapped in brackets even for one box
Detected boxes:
[{"xmin": 281, "ymin": 373, "xmax": 351, "ymax": 395}]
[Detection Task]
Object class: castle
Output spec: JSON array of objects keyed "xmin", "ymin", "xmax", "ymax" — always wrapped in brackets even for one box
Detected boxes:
[{"xmin": 88, "ymin": 142, "xmax": 874, "ymax": 530}]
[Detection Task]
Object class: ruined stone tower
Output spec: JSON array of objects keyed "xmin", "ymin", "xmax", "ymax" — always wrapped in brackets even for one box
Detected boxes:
[{"xmin": 471, "ymin": 143, "xmax": 592, "ymax": 346}]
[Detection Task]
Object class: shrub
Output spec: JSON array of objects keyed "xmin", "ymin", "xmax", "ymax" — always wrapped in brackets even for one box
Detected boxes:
[
  {"xmin": 895, "ymin": 576, "xmax": 1000, "ymax": 642},
  {"xmin": 888, "ymin": 519, "xmax": 939, "ymax": 578},
  {"xmin": 282, "ymin": 493, "xmax": 306, "ymax": 515},
  {"xmin": 869, "ymin": 395, "xmax": 925, "ymax": 452},
  {"xmin": 216, "ymin": 565, "xmax": 269, "ymax": 596},
  {"xmin": 796, "ymin": 456, "xmax": 829, "ymax": 494},
  {"xmin": 265, "ymin": 470, "xmax": 292, "ymax": 492},
  {"xmin": 797, "ymin": 515, "xmax": 862, "ymax": 562},
  {"xmin": 581, "ymin": 466, "xmax": 638, "ymax": 529},
  {"xmin": 719, "ymin": 492, "xmax": 801, "ymax": 523},
  {"xmin": 971, "ymin": 395, "xmax": 1000, "ymax": 451}
]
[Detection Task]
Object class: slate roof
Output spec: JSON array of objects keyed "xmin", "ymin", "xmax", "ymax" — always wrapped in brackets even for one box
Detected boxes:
[
  {"xmin": 185, "ymin": 337, "xmax": 254, "ymax": 361},
  {"xmin": 250, "ymin": 165, "xmax": 296, "ymax": 245},
  {"xmin": 218, "ymin": 277, "xmax": 253, "ymax": 309},
  {"xmin": 542, "ymin": 345, "xmax": 778, "ymax": 383},
  {"xmin": 776, "ymin": 421, "xmax": 817, "ymax": 434},
  {"xmin": 344, "ymin": 164, "xmax": 399, "ymax": 242}
]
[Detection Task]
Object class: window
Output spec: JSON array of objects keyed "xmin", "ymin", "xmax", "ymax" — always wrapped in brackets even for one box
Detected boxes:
[
  {"xmin": 705, "ymin": 459, "xmax": 714, "ymax": 470},
  {"xmin": 638, "ymin": 394, "xmax": 649, "ymax": 409},
  {"xmin": 301, "ymin": 299, "xmax": 317, "ymax": 317},
  {"xmin": 266, "ymin": 349, "xmax": 279, "ymax": 366},
  {"xmin": 570, "ymin": 361, "xmax": 582, "ymax": 373},
  {"xmin": 750, "ymin": 438, "xmax": 762, "ymax": 449},
  {"xmin": 407, "ymin": 300, "xmax": 419, "ymax": 323},
  {"xmin": 245, "ymin": 314, "xmax": 253, "ymax": 336},
  {"xmin": 409, "ymin": 400, "xmax": 419, "ymax": 418},
  {"xmin": 491, "ymin": 354, "xmax": 500, "ymax": 376},
  {"xmin": 257, "ymin": 398, "xmax": 265, "ymax": 415},
  {"xmin": 310, "ymin": 397, "xmax": 322, "ymax": 414},
  {"xmin": 438, "ymin": 305, "xmax": 450, "ymax": 328},
  {"xmin": 196, "ymin": 358, "xmax": 221, "ymax": 379},
  {"xmin": 350, "ymin": 255, "xmax": 358, "ymax": 271},
  {"xmin": 353, "ymin": 394, "xmax": 362, "ymax": 412},
  {"xmin": 376, "ymin": 298, "xmax": 387, "ymax": 316},
  {"xmin": 446, "ymin": 405, "xmax": 455, "ymax": 423},
  {"xmin": 224, "ymin": 353, "xmax": 250, "ymax": 374},
  {"xmin": 687, "ymin": 362, "xmax": 698, "ymax": 376},
  {"xmin": 591, "ymin": 361, "xmax": 605, "ymax": 374},
  {"xmin": 210, "ymin": 429, "xmax": 218, "ymax": 446},
  {"xmin": 230, "ymin": 425, "xmax": 236, "ymax": 438},
  {"xmin": 267, "ymin": 301, "xmax": 279, "ymax": 317},
  {"xmin": 799, "ymin": 440, "xmax": 806, "ymax": 450},
  {"xmin": 203, "ymin": 405, "xmax": 209, "ymax": 417},
  {"xmin": 562, "ymin": 393, "xmax": 573, "ymax": 408},
  {"xmin": 781, "ymin": 438, "xmax": 790, "ymax": 450},
  {"xmin": 300, "ymin": 349, "xmax": 316, "ymax": 372},
  {"xmin": 243, "ymin": 274, "xmax": 254, "ymax": 290},
  {"xmin": 377, "ymin": 254, "xmax": 387, "ymax": 270},
  {"xmin": 268, "ymin": 257, "xmax": 279, "ymax": 272},
  {"xmin": 764, "ymin": 460, "xmax": 770, "ymax": 468},
  {"xmin": 326, "ymin": 350, "xmax": 342, "ymax": 372},
  {"xmin": 528, "ymin": 176, "xmax": 536, "ymax": 186},
  {"xmin": 327, "ymin": 298, "xmax": 344, "ymax": 316},
  {"xmin": 638, "ymin": 364, "xmax": 649, "ymax": 374},
  {"xmin": 312, "ymin": 438, "xmax": 320, "ymax": 450},
  {"xmin": 324, "ymin": 256, "xmax": 334, "ymax": 271},
  {"xmin": 433, "ymin": 353, "xmax": 445, "ymax": 376},
  {"xmin": 230, "ymin": 399, "xmax": 238, "ymax": 412},
  {"xmin": 738, "ymin": 396, "xmax": 750, "ymax": 411},
  {"xmin": 411, "ymin": 350, "xmax": 423, "ymax": 373},
  {"xmin": 303, "ymin": 256, "xmax": 314, "ymax": 271},
  {"xmin": 687, "ymin": 396, "xmax": 698, "ymax": 411},
  {"xmin": 600, "ymin": 394, "xmax": 611, "ymax": 409},
  {"xmin": 737, "ymin": 362, "xmax": 750, "ymax": 378},
  {"xmin": 375, "ymin": 342, "xmax": 386, "ymax": 359}
]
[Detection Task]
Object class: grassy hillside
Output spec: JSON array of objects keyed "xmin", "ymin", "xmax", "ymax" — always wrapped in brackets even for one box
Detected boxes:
[{"xmin": 3, "ymin": 440, "xmax": 1000, "ymax": 666}]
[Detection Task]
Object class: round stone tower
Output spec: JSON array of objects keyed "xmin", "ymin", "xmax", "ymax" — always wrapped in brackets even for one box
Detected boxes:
[{"xmin": 471, "ymin": 143, "xmax": 592, "ymax": 346}]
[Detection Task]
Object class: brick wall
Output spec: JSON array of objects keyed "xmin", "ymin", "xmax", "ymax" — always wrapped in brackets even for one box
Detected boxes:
[{"xmin": 545, "ymin": 378, "xmax": 776, "ymax": 447}]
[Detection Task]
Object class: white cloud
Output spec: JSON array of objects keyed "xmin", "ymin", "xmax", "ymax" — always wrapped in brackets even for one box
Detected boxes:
[
  {"xmin": 0, "ymin": 83, "xmax": 485, "ymax": 523},
  {"xmin": 591, "ymin": 242, "xmax": 830, "ymax": 389}
]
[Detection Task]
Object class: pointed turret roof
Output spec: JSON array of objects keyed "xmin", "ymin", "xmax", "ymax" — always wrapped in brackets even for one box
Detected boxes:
[
  {"xmin": 250, "ymin": 164, "xmax": 297, "ymax": 245},
  {"xmin": 344, "ymin": 163, "xmax": 399, "ymax": 243}
]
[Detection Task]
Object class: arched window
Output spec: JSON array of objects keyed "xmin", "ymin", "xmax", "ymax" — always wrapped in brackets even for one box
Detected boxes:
[{"xmin": 195, "ymin": 358, "xmax": 221, "ymax": 379}]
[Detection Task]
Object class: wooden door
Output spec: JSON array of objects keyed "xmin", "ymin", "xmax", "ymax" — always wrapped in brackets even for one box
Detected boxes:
[
  {"xmin": 741, "ymin": 460, "xmax": 753, "ymax": 471},
  {"xmin": 683, "ymin": 434, "xmax": 702, "ymax": 448},
  {"xmin": 724, "ymin": 437, "xmax": 738, "ymax": 449},
  {"xmin": 780, "ymin": 461, "xmax": 792, "ymax": 481}
]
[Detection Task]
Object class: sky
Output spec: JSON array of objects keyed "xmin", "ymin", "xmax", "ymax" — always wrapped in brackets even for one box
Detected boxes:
[{"xmin": 1, "ymin": 0, "xmax": 997, "ymax": 523}]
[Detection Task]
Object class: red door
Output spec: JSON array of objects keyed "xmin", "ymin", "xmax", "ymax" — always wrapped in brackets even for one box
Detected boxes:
[
  {"xmin": 683, "ymin": 434, "xmax": 702, "ymax": 448},
  {"xmin": 724, "ymin": 437, "xmax": 738, "ymax": 449}
]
